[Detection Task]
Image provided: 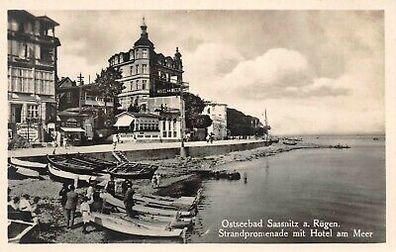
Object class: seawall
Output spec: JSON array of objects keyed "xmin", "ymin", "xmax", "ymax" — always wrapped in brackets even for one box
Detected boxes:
[
  {"xmin": 13, "ymin": 140, "xmax": 269, "ymax": 162},
  {"xmin": 78, "ymin": 141, "xmax": 269, "ymax": 161}
]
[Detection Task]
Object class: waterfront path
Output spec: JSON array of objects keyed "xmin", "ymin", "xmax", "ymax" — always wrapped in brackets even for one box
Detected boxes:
[{"xmin": 8, "ymin": 139, "xmax": 266, "ymax": 158}]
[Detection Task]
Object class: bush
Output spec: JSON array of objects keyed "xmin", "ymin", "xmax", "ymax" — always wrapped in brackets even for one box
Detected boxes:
[{"xmin": 8, "ymin": 134, "xmax": 31, "ymax": 150}]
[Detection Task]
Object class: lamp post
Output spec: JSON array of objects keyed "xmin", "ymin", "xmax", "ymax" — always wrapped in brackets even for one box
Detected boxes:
[{"xmin": 179, "ymin": 81, "xmax": 187, "ymax": 158}]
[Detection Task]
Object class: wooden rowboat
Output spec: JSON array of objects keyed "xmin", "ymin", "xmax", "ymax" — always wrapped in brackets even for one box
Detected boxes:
[
  {"xmin": 90, "ymin": 212, "xmax": 186, "ymax": 239},
  {"xmin": 100, "ymin": 192, "xmax": 193, "ymax": 218},
  {"xmin": 8, "ymin": 158, "xmax": 47, "ymax": 174},
  {"xmin": 48, "ymin": 163, "xmax": 105, "ymax": 184},
  {"xmin": 8, "ymin": 165, "xmax": 41, "ymax": 180},
  {"xmin": 133, "ymin": 193, "xmax": 199, "ymax": 211},
  {"xmin": 8, "ymin": 219, "xmax": 38, "ymax": 243}
]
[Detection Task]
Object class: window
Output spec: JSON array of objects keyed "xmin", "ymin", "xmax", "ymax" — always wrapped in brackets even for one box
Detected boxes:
[
  {"xmin": 142, "ymin": 64, "xmax": 147, "ymax": 74},
  {"xmin": 136, "ymin": 64, "xmax": 139, "ymax": 74},
  {"xmin": 136, "ymin": 80, "xmax": 140, "ymax": 90},
  {"xmin": 168, "ymin": 120, "xmax": 172, "ymax": 130},
  {"xmin": 142, "ymin": 80, "xmax": 147, "ymax": 90},
  {"xmin": 130, "ymin": 66, "xmax": 133, "ymax": 76},
  {"xmin": 10, "ymin": 67, "xmax": 34, "ymax": 93},
  {"xmin": 28, "ymin": 105, "xmax": 38, "ymax": 119},
  {"xmin": 66, "ymin": 92, "xmax": 72, "ymax": 103},
  {"xmin": 130, "ymin": 81, "xmax": 134, "ymax": 91},
  {"xmin": 173, "ymin": 131, "xmax": 177, "ymax": 137},
  {"xmin": 163, "ymin": 131, "xmax": 166, "ymax": 137},
  {"xmin": 36, "ymin": 70, "xmax": 54, "ymax": 95},
  {"xmin": 162, "ymin": 120, "xmax": 166, "ymax": 130},
  {"xmin": 142, "ymin": 49, "xmax": 148, "ymax": 58}
]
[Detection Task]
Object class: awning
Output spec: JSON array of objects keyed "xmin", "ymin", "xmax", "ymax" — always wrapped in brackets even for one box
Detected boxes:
[
  {"xmin": 60, "ymin": 127, "xmax": 85, "ymax": 133},
  {"xmin": 114, "ymin": 116, "xmax": 134, "ymax": 127}
]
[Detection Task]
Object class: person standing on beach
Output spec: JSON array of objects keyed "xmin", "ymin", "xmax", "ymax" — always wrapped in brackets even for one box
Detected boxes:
[
  {"xmin": 124, "ymin": 184, "xmax": 135, "ymax": 218},
  {"xmin": 105, "ymin": 176, "xmax": 116, "ymax": 196},
  {"xmin": 59, "ymin": 183, "xmax": 69, "ymax": 208},
  {"xmin": 80, "ymin": 197, "xmax": 91, "ymax": 234},
  {"xmin": 64, "ymin": 185, "xmax": 78, "ymax": 229},
  {"xmin": 31, "ymin": 197, "xmax": 40, "ymax": 224},
  {"xmin": 113, "ymin": 134, "xmax": 118, "ymax": 150}
]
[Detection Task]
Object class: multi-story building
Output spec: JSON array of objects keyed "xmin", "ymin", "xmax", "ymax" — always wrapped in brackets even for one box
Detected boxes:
[
  {"xmin": 56, "ymin": 77, "xmax": 114, "ymax": 142},
  {"xmin": 108, "ymin": 18, "xmax": 185, "ymax": 110},
  {"xmin": 8, "ymin": 10, "xmax": 61, "ymax": 142},
  {"xmin": 202, "ymin": 102, "xmax": 228, "ymax": 140},
  {"xmin": 110, "ymin": 18, "xmax": 187, "ymax": 142}
]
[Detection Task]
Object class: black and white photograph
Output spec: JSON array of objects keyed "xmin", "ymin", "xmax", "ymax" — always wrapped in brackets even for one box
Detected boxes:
[{"xmin": 4, "ymin": 4, "xmax": 392, "ymax": 249}]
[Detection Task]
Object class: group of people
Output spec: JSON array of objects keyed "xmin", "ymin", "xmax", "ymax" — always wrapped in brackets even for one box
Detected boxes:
[
  {"xmin": 104, "ymin": 176, "xmax": 136, "ymax": 218},
  {"xmin": 59, "ymin": 182, "xmax": 94, "ymax": 233},
  {"xmin": 206, "ymin": 132, "xmax": 215, "ymax": 143},
  {"xmin": 151, "ymin": 173, "xmax": 162, "ymax": 188},
  {"xmin": 8, "ymin": 190, "xmax": 40, "ymax": 224}
]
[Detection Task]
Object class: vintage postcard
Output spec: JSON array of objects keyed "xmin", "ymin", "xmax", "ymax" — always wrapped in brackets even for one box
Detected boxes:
[{"xmin": 2, "ymin": 1, "xmax": 395, "ymax": 252}]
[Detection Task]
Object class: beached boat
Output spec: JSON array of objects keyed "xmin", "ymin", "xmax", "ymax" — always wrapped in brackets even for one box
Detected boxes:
[
  {"xmin": 134, "ymin": 193, "xmax": 199, "ymax": 211},
  {"xmin": 8, "ymin": 158, "xmax": 47, "ymax": 174},
  {"xmin": 8, "ymin": 164, "xmax": 41, "ymax": 180},
  {"xmin": 333, "ymin": 144, "xmax": 351, "ymax": 149},
  {"xmin": 112, "ymin": 212, "xmax": 192, "ymax": 230},
  {"xmin": 47, "ymin": 155, "xmax": 98, "ymax": 175},
  {"xmin": 48, "ymin": 163, "xmax": 106, "ymax": 184},
  {"xmin": 107, "ymin": 162, "xmax": 158, "ymax": 180},
  {"xmin": 213, "ymin": 170, "xmax": 241, "ymax": 180},
  {"xmin": 8, "ymin": 219, "xmax": 38, "ymax": 243},
  {"xmin": 283, "ymin": 140, "xmax": 297, "ymax": 146},
  {"xmin": 73, "ymin": 153, "xmax": 118, "ymax": 170},
  {"xmin": 90, "ymin": 212, "xmax": 186, "ymax": 239},
  {"xmin": 100, "ymin": 192, "xmax": 193, "ymax": 218}
]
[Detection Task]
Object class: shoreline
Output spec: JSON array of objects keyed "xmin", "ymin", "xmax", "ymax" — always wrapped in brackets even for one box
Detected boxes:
[{"xmin": 8, "ymin": 142, "xmax": 332, "ymax": 243}]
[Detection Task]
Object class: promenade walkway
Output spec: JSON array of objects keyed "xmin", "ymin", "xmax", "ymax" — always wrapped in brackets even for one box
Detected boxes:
[{"xmin": 8, "ymin": 139, "xmax": 265, "ymax": 158}]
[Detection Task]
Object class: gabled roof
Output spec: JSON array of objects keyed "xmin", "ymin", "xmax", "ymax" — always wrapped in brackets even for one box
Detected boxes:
[{"xmin": 56, "ymin": 77, "xmax": 76, "ymax": 89}]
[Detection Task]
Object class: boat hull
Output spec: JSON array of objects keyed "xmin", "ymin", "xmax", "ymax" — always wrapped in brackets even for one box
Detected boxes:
[
  {"xmin": 8, "ymin": 219, "xmax": 38, "ymax": 243},
  {"xmin": 8, "ymin": 158, "xmax": 48, "ymax": 174},
  {"xmin": 8, "ymin": 165, "xmax": 41, "ymax": 180},
  {"xmin": 90, "ymin": 212, "xmax": 184, "ymax": 238},
  {"xmin": 48, "ymin": 163, "xmax": 103, "ymax": 185}
]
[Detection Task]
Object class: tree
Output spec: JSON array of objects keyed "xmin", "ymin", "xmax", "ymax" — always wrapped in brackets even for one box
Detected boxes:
[
  {"xmin": 93, "ymin": 67, "xmax": 123, "ymax": 127},
  {"xmin": 183, "ymin": 92, "xmax": 212, "ymax": 130},
  {"xmin": 193, "ymin": 114, "xmax": 212, "ymax": 129},
  {"xmin": 227, "ymin": 108, "xmax": 264, "ymax": 136}
]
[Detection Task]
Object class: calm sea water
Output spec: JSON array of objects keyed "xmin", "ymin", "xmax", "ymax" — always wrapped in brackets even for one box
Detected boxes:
[{"xmin": 190, "ymin": 135, "xmax": 386, "ymax": 243}]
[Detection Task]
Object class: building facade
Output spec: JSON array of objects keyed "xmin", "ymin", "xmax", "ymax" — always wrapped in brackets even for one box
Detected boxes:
[
  {"xmin": 8, "ymin": 10, "xmax": 61, "ymax": 142},
  {"xmin": 109, "ymin": 18, "xmax": 187, "ymax": 142},
  {"xmin": 57, "ymin": 77, "xmax": 114, "ymax": 142},
  {"xmin": 202, "ymin": 102, "xmax": 228, "ymax": 140},
  {"xmin": 108, "ymin": 18, "xmax": 184, "ymax": 111},
  {"xmin": 114, "ymin": 111, "xmax": 160, "ymax": 141}
]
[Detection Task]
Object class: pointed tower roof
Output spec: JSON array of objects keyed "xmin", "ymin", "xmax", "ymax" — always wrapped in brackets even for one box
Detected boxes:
[{"xmin": 134, "ymin": 17, "xmax": 154, "ymax": 48}]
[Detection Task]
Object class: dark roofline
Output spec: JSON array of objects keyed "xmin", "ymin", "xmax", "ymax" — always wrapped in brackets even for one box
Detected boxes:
[
  {"xmin": 37, "ymin": 15, "xmax": 60, "ymax": 26},
  {"xmin": 8, "ymin": 10, "xmax": 36, "ymax": 20}
]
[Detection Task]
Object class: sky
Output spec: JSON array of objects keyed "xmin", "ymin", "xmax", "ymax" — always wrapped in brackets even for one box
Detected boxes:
[{"xmin": 30, "ymin": 10, "xmax": 384, "ymax": 135}]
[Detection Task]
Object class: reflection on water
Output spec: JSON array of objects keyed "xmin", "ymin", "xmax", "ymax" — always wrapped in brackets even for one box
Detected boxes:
[{"xmin": 190, "ymin": 136, "xmax": 385, "ymax": 243}]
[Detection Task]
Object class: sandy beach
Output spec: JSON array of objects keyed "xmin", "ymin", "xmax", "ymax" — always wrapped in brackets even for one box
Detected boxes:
[{"xmin": 8, "ymin": 142, "xmax": 329, "ymax": 243}]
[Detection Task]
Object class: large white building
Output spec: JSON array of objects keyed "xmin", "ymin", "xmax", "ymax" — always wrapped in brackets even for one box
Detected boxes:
[
  {"xmin": 202, "ymin": 102, "xmax": 228, "ymax": 140},
  {"xmin": 8, "ymin": 10, "xmax": 61, "ymax": 142}
]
